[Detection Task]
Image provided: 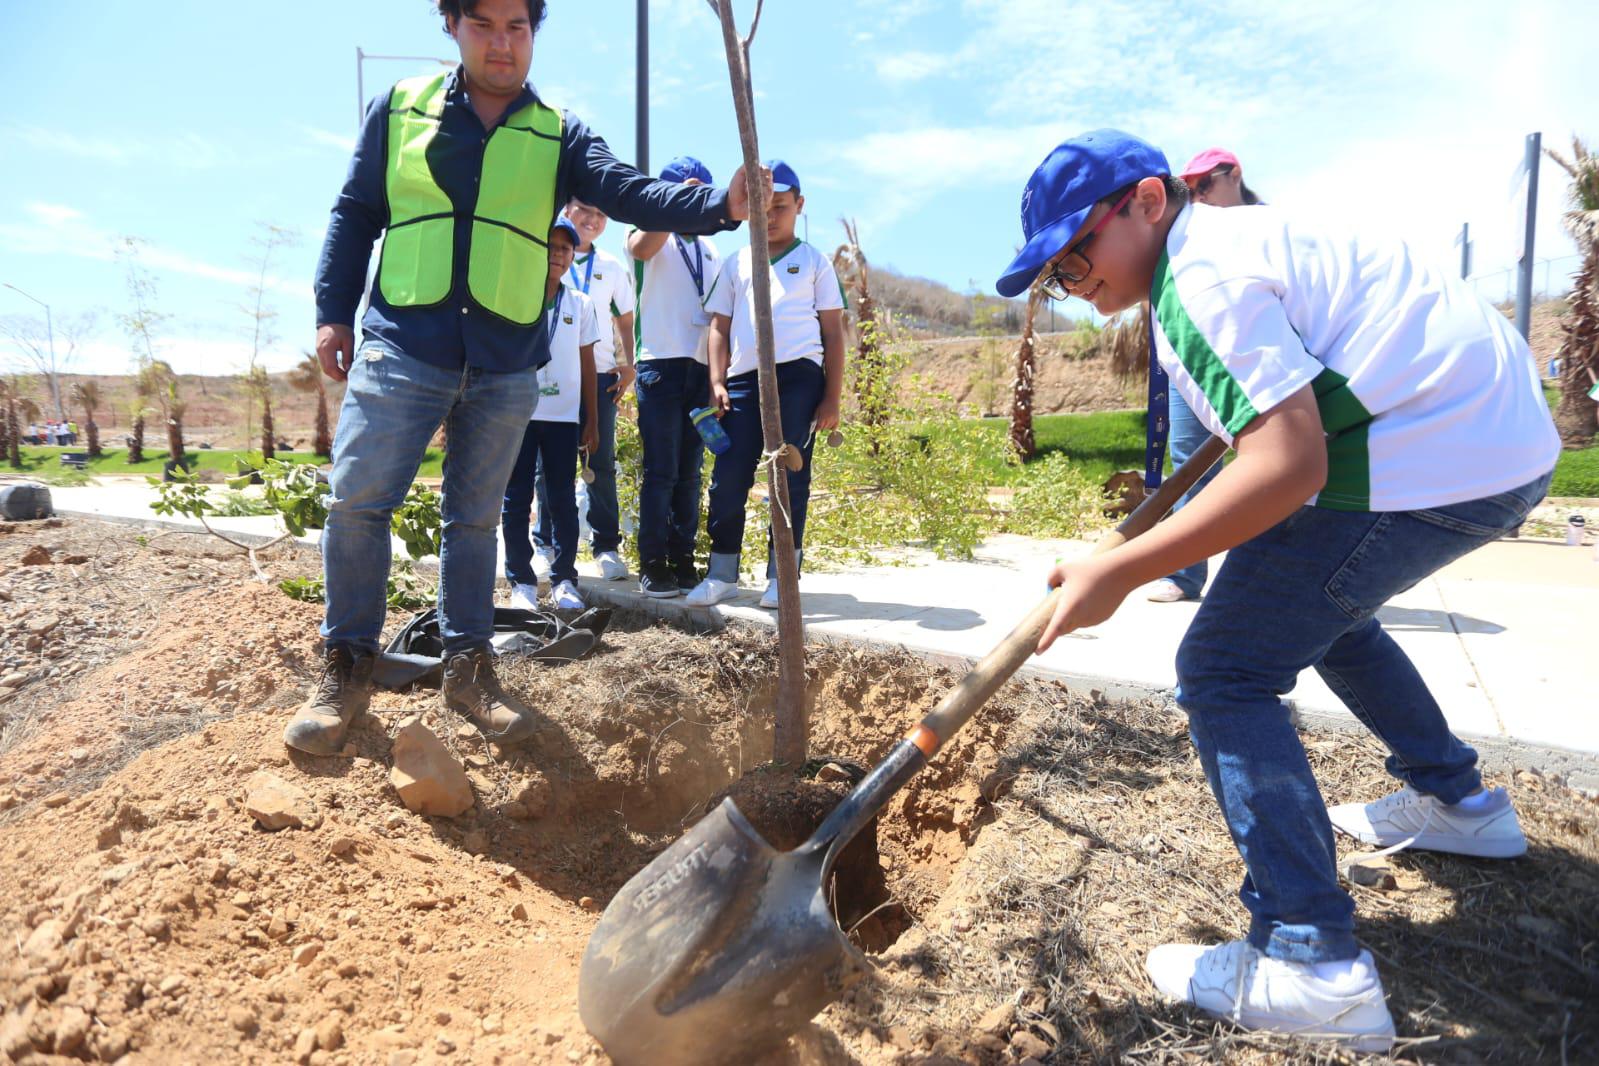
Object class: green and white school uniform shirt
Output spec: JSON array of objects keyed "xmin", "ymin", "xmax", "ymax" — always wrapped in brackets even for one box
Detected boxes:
[
  {"xmin": 702, "ymin": 240, "xmax": 846, "ymax": 379},
  {"xmin": 623, "ymin": 234, "xmax": 721, "ymax": 364},
  {"xmin": 534, "ymin": 287, "xmax": 601, "ymax": 425},
  {"xmin": 561, "ymin": 246, "xmax": 635, "ymax": 374},
  {"xmin": 1151, "ymin": 204, "xmax": 1559, "ymax": 511}
]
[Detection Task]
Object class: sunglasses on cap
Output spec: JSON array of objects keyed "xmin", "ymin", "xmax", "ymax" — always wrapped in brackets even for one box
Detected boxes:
[{"xmin": 1192, "ymin": 165, "xmax": 1235, "ymax": 197}]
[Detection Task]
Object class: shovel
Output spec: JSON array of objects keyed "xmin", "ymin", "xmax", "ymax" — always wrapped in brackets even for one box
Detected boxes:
[{"xmin": 578, "ymin": 436, "xmax": 1229, "ymax": 1065}]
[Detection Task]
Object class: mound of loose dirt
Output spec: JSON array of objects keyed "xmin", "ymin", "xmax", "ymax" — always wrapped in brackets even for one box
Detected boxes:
[{"xmin": 2, "ymin": 516, "xmax": 1596, "ymax": 1066}]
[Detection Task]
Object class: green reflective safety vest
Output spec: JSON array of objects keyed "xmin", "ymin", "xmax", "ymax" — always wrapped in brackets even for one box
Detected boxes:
[{"xmin": 378, "ymin": 72, "xmax": 564, "ymax": 326}]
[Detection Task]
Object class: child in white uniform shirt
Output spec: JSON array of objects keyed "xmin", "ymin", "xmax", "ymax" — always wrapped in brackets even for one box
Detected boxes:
[
  {"xmin": 501, "ymin": 218, "xmax": 599, "ymax": 611},
  {"xmin": 686, "ymin": 160, "xmax": 846, "ymax": 610}
]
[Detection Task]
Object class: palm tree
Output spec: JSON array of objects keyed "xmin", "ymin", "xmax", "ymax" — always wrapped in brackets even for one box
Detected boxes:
[
  {"xmin": 129, "ymin": 363, "xmax": 160, "ymax": 464},
  {"xmin": 245, "ymin": 365, "xmax": 275, "ymax": 460},
  {"xmin": 1009, "ymin": 285, "xmax": 1047, "ymax": 460},
  {"xmin": 288, "ymin": 352, "xmax": 333, "ymax": 457},
  {"xmin": 0, "ymin": 379, "xmax": 20, "ymax": 468},
  {"xmin": 70, "ymin": 380, "xmax": 103, "ymax": 458},
  {"xmin": 1544, "ymin": 136, "xmax": 1599, "ymax": 445}
]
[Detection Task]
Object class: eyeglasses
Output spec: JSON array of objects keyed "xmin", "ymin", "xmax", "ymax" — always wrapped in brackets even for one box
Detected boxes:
[
  {"xmin": 1038, "ymin": 187, "xmax": 1136, "ymax": 300},
  {"xmin": 1193, "ymin": 165, "xmax": 1234, "ymax": 198}
]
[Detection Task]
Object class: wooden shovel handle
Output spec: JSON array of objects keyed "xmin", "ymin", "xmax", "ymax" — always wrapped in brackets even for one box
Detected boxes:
[{"xmin": 906, "ymin": 435, "xmax": 1228, "ymax": 757}]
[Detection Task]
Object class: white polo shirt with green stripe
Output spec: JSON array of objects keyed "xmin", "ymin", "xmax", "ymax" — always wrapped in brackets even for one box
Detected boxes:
[{"xmin": 1151, "ymin": 204, "xmax": 1559, "ymax": 511}]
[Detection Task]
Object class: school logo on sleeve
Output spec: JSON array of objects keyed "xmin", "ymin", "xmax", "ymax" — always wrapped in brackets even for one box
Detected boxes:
[
  {"xmin": 563, "ymin": 314, "xmax": 575, "ymax": 325},
  {"xmin": 787, "ymin": 264, "xmax": 801, "ymax": 274},
  {"xmin": 594, "ymin": 272, "xmax": 604, "ymax": 281}
]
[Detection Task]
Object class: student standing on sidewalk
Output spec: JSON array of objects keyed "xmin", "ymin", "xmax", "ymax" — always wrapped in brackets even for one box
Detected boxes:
[
  {"xmin": 1144, "ymin": 147, "xmax": 1267, "ymax": 603},
  {"xmin": 529, "ymin": 198, "xmax": 637, "ymax": 582},
  {"xmin": 290, "ymin": 0, "xmax": 756, "ymax": 757},
  {"xmin": 504, "ymin": 218, "xmax": 599, "ymax": 612},
  {"xmin": 625, "ymin": 157, "xmax": 723, "ymax": 598},
  {"xmin": 686, "ymin": 161, "xmax": 846, "ymax": 610},
  {"xmin": 1000, "ymin": 129, "xmax": 1558, "ymax": 1052}
]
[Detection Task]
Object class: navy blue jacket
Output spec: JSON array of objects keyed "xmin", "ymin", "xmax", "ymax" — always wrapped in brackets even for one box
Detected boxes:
[{"xmin": 315, "ymin": 68, "xmax": 738, "ymax": 373}]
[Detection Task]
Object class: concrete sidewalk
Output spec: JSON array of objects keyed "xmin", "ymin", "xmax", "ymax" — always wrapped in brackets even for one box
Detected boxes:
[{"xmin": 41, "ymin": 479, "xmax": 1599, "ymax": 787}]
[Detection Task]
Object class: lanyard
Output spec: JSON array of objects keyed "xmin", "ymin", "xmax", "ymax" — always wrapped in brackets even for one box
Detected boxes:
[
  {"xmin": 546, "ymin": 287, "xmax": 566, "ymax": 337},
  {"xmin": 674, "ymin": 236, "xmax": 705, "ymax": 296},
  {"xmin": 1143, "ymin": 300, "xmax": 1169, "ymax": 491},
  {"xmin": 568, "ymin": 251, "xmax": 596, "ymax": 294}
]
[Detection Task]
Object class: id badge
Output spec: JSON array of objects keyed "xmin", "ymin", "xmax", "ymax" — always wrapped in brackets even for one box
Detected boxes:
[{"xmin": 691, "ymin": 309, "xmax": 713, "ymax": 328}]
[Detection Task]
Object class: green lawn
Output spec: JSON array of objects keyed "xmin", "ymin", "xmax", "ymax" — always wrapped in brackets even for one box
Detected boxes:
[
  {"xmin": 10, "ymin": 446, "xmax": 447, "ymax": 481},
  {"xmin": 971, "ymin": 410, "xmax": 1599, "ymax": 498}
]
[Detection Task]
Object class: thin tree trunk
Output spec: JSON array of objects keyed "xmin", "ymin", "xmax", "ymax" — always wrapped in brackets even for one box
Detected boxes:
[
  {"xmin": 1554, "ymin": 251, "xmax": 1599, "ymax": 445},
  {"xmin": 1009, "ymin": 288, "xmax": 1043, "ymax": 460},
  {"xmin": 314, "ymin": 388, "xmax": 332, "ymax": 457},
  {"xmin": 86, "ymin": 417, "xmax": 101, "ymax": 459},
  {"xmin": 167, "ymin": 418, "xmax": 185, "ymax": 463},
  {"xmin": 3, "ymin": 399, "xmax": 17, "ymax": 468},
  {"xmin": 261, "ymin": 395, "xmax": 276, "ymax": 461},
  {"xmin": 713, "ymin": 0, "xmax": 808, "ymax": 767},
  {"xmin": 129, "ymin": 416, "xmax": 145, "ymax": 464}
]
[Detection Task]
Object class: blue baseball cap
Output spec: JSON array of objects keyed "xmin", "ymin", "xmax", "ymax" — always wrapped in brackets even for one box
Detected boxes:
[
  {"xmin": 995, "ymin": 129, "xmax": 1171, "ymax": 298},
  {"xmin": 549, "ymin": 216, "xmax": 581, "ymax": 247},
  {"xmin": 660, "ymin": 155, "xmax": 714, "ymax": 185},
  {"xmin": 766, "ymin": 159, "xmax": 801, "ymax": 194}
]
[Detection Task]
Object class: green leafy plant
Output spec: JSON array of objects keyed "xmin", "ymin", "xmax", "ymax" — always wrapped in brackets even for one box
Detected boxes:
[
  {"xmin": 244, "ymin": 457, "xmax": 330, "ymax": 536},
  {"xmin": 276, "ymin": 559, "xmax": 435, "ymax": 611},
  {"xmin": 391, "ymin": 482, "xmax": 442, "ymax": 560},
  {"xmin": 1001, "ymin": 452, "xmax": 1116, "ymax": 539}
]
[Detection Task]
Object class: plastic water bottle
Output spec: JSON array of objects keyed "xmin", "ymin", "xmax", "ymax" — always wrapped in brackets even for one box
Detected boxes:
[
  {"xmin": 690, "ymin": 406, "xmax": 732, "ymax": 456},
  {"xmin": 1568, "ymin": 514, "xmax": 1586, "ymax": 546}
]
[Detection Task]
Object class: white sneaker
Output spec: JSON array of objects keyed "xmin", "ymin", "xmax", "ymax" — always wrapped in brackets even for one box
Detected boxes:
[
  {"xmin": 509, "ymin": 582, "xmax": 540, "ymax": 611},
  {"xmin": 759, "ymin": 579, "xmax": 783, "ymax": 610},
  {"xmin": 684, "ymin": 578, "xmax": 739, "ymax": 607},
  {"xmin": 596, "ymin": 551, "xmax": 629, "ymax": 581},
  {"xmin": 1327, "ymin": 786, "xmax": 1526, "ymax": 858},
  {"xmin": 1146, "ymin": 578, "xmax": 1191, "ymax": 603},
  {"xmin": 532, "ymin": 546, "xmax": 555, "ymax": 580},
  {"xmin": 1146, "ymin": 940, "xmax": 1395, "ymax": 1053},
  {"xmin": 551, "ymin": 580, "xmax": 585, "ymax": 611}
]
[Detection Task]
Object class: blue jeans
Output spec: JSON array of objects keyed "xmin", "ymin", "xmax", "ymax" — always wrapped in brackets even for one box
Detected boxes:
[
  {"xmin": 1174, "ymin": 471, "xmax": 1552, "ymax": 964},
  {"xmin": 322, "ymin": 344, "xmax": 538, "ymax": 656},
  {"xmin": 537, "ymin": 371, "xmax": 621, "ymax": 555},
  {"xmin": 1162, "ymin": 389, "xmax": 1222, "ymax": 597},
  {"xmin": 506, "ymin": 420, "xmax": 580, "ymax": 585},
  {"xmin": 705, "ymin": 360, "xmax": 824, "ymax": 581},
  {"xmin": 635, "ymin": 358, "xmax": 707, "ymax": 563}
]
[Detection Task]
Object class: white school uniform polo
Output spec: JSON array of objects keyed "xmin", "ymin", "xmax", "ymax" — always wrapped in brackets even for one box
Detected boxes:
[
  {"xmin": 702, "ymin": 240, "xmax": 846, "ymax": 379},
  {"xmin": 624, "ymin": 234, "xmax": 721, "ymax": 364},
  {"xmin": 1151, "ymin": 203, "xmax": 1559, "ymax": 512},
  {"xmin": 560, "ymin": 245, "xmax": 635, "ymax": 374},
  {"xmin": 534, "ymin": 287, "xmax": 601, "ymax": 425}
]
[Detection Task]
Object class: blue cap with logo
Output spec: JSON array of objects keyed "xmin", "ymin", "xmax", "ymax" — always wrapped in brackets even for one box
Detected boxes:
[
  {"xmin": 549, "ymin": 216, "xmax": 581, "ymax": 247},
  {"xmin": 995, "ymin": 129, "xmax": 1171, "ymax": 298},
  {"xmin": 766, "ymin": 159, "xmax": 801, "ymax": 194},
  {"xmin": 660, "ymin": 155, "xmax": 714, "ymax": 185}
]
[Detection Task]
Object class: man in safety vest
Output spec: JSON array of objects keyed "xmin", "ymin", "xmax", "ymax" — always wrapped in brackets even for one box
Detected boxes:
[{"xmin": 291, "ymin": 0, "xmax": 760, "ymax": 757}]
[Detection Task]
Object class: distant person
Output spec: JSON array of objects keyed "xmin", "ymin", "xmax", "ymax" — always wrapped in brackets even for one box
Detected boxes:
[
  {"xmin": 1180, "ymin": 147, "xmax": 1264, "ymax": 207},
  {"xmin": 1002, "ymin": 129, "xmax": 1558, "ymax": 1051},
  {"xmin": 288, "ymin": 0, "xmax": 756, "ymax": 758},
  {"xmin": 503, "ymin": 218, "xmax": 599, "ymax": 611},
  {"xmin": 531, "ymin": 197, "xmax": 637, "ymax": 583},
  {"xmin": 687, "ymin": 161, "xmax": 846, "ymax": 610},
  {"xmin": 1145, "ymin": 146, "xmax": 1266, "ymax": 603},
  {"xmin": 624, "ymin": 157, "xmax": 724, "ymax": 598}
]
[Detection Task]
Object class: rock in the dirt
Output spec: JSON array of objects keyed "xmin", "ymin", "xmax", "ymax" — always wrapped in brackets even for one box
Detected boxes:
[
  {"xmin": 293, "ymin": 1027, "xmax": 318, "ymax": 1063},
  {"xmin": 316, "ymin": 1012, "xmax": 345, "ymax": 1051},
  {"xmin": 53, "ymin": 1006, "xmax": 90, "ymax": 1055},
  {"xmin": 1342, "ymin": 859, "xmax": 1397, "ymax": 889},
  {"xmin": 0, "ymin": 672, "xmax": 27, "ymax": 689},
  {"xmin": 20, "ymin": 545, "xmax": 51, "ymax": 566},
  {"xmin": 389, "ymin": 722, "xmax": 474, "ymax": 818},
  {"xmin": 1010, "ymin": 1030, "xmax": 1051, "ymax": 1059},
  {"xmin": 228, "ymin": 1005, "xmax": 258, "ymax": 1034},
  {"xmin": 976, "ymin": 1002, "xmax": 1014, "ymax": 1035},
  {"xmin": 508, "ymin": 773, "xmax": 552, "ymax": 820},
  {"xmin": 23, "ymin": 918, "xmax": 66, "ymax": 961},
  {"xmin": 244, "ymin": 771, "xmax": 318, "ymax": 831},
  {"xmin": 292, "ymin": 942, "xmax": 322, "ymax": 966}
]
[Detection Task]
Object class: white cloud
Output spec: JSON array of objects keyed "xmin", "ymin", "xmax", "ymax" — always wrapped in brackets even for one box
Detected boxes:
[
  {"xmin": 25, "ymin": 202, "xmax": 85, "ymax": 225},
  {"xmin": 299, "ymin": 125, "xmax": 356, "ymax": 153}
]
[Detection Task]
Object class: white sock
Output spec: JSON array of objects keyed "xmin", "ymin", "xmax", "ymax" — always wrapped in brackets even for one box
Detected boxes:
[{"xmin": 1451, "ymin": 788, "xmax": 1494, "ymax": 812}]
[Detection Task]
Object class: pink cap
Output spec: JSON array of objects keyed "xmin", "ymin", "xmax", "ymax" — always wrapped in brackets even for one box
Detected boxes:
[{"xmin": 1179, "ymin": 147, "xmax": 1240, "ymax": 181}]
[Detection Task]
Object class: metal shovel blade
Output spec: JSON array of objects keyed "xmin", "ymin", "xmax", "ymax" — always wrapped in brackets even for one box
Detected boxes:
[{"xmin": 578, "ymin": 797, "xmax": 868, "ymax": 1066}]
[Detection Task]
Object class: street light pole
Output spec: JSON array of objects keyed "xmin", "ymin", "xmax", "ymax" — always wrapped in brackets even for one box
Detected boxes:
[
  {"xmin": 355, "ymin": 49, "xmax": 456, "ymax": 129},
  {"xmin": 2, "ymin": 282, "xmax": 61, "ymax": 420},
  {"xmin": 636, "ymin": 0, "xmax": 649, "ymax": 172}
]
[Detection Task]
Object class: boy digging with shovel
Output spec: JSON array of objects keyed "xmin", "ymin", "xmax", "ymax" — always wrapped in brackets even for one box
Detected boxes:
[{"xmin": 998, "ymin": 129, "xmax": 1558, "ymax": 1051}]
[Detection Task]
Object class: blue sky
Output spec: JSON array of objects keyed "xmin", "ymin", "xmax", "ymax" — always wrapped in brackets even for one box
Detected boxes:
[{"xmin": 2, "ymin": 0, "xmax": 1596, "ymax": 374}]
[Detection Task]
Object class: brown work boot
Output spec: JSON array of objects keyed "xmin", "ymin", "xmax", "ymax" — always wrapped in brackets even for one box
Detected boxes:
[
  {"xmin": 441, "ymin": 648, "xmax": 540, "ymax": 746},
  {"xmin": 283, "ymin": 645, "xmax": 374, "ymax": 756}
]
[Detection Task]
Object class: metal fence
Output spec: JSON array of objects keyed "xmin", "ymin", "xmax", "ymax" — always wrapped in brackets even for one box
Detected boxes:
[{"xmin": 1467, "ymin": 254, "xmax": 1583, "ymax": 305}]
